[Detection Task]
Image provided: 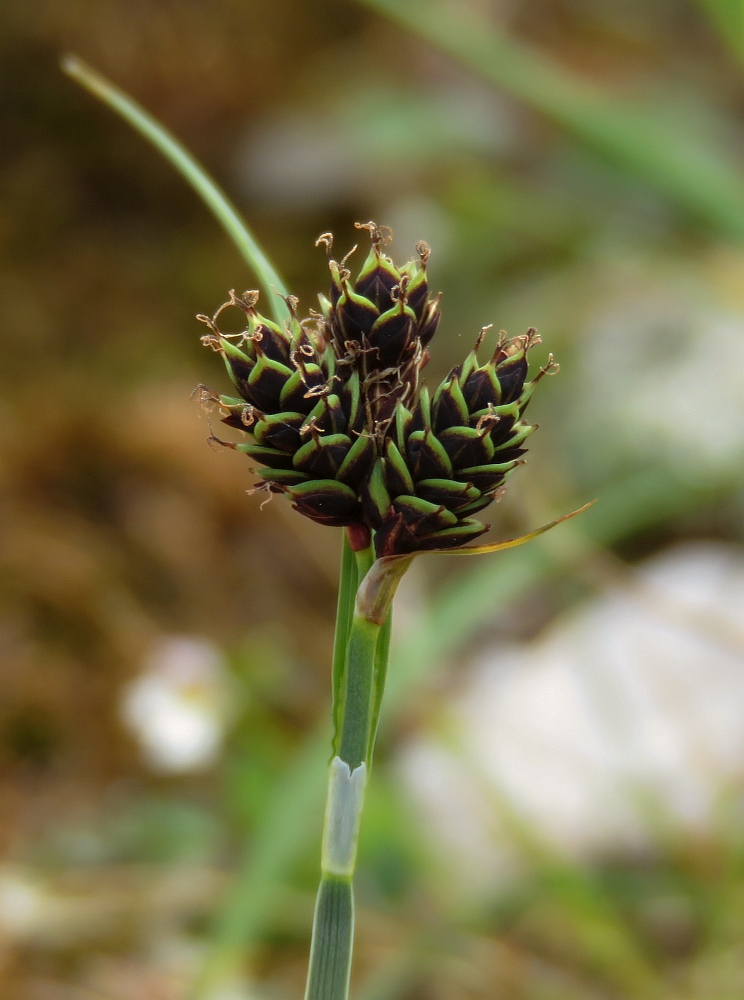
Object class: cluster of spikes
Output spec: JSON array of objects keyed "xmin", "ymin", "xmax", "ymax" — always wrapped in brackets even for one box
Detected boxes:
[{"xmin": 198, "ymin": 223, "xmax": 556, "ymax": 557}]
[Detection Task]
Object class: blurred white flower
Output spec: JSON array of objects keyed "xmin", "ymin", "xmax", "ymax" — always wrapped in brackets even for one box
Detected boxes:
[
  {"xmin": 0, "ymin": 870, "xmax": 47, "ymax": 937},
  {"xmin": 397, "ymin": 543, "xmax": 744, "ymax": 892},
  {"xmin": 121, "ymin": 637, "xmax": 234, "ymax": 774}
]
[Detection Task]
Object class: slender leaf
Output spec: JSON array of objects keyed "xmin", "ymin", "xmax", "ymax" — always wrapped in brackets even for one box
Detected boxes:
[{"xmin": 62, "ymin": 55, "xmax": 290, "ymax": 323}]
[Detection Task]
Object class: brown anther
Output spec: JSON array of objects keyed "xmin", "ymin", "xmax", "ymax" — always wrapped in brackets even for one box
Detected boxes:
[
  {"xmin": 300, "ymin": 417, "xmax": 322, "ymax": 442},
  {"xmin": 354, "ymin": 221, "xmax": 392, "ymax": 248},
  {"xmin": 474, "ymin": 324, "xmax": 492, "ymax": 353},
  {"xmin": 491, "ymin": 330, "xmax": 510, "ymax": 363},
  {"xmin": 304, "ymin": 383, "xmax": 330, "ymax": 399},
  {"xmin": 340, "ymin": 244, "xmax": 358, "ymax": 269},
  {"xmin": 363, "ymin": 368, "xmax": 397, "ymax": 397},
  {"xmin": 191, "ymin": 384, "xmax": 220, "ymax": 409},
  {"xmin": 199, "ymin": 333, "xmax": 223, "ymax": 352},
  {"xmin": 342, "ymin": 339, "xmax": 362, "ymax": 360},
  {"xmin": 519, "ymin": 327, "xmax": 542, "ymax": 354},
  {"xmin": 289, "ymin": 346, "xmax": 304, "ymax": 371},
  {"xmin": 354, "ymin": 220, "xmax": 379, "ymax": 239},
  {"xmin": 206, "ymin": 433, "xmax": 235, "ymax": 451},
  {"xmin": 476, "ymin": 404, "xmax": 500, "ymax": 434},
  {"xmin": 533, "ymin": 353, "xmax": 560, "ymax": 383},
  {"xmin": 196, "ymin": 313, "xmax": 219, "ymax": 334},
  {"xmin": 415, "ymin": 240, "xmax": 431, "ymax": 265},
  {"xmin": 209, "ymin": 297, "xmax": 252, "ymax": 338},
  {"xmin": 280, "ymin": 293, "xmax": 300, "ymax": 317},
  {"xmin": 246, "ymin": 480, "xmax": 275, "ymax": 509},
  {"xmin": 239, "ymin": 405, "xmax": 258, "ymax": 428},
  {"xmin": 304, "ymin": 316, "xmax": 328, "ymax": 349},
  {"xmin": 227, "ymin": 289, "xmax": 258, "ymax": 315},
  {"xmin": 243, "ymin": 290, "xmax": 260, "ymax": 307},
  {"xmin": 258, "ymin": 490, "xmax": 274, "ymax": 511},
  {"xmin": 390, "ymin": 273, "xmax": 410, "ymax": 303}
]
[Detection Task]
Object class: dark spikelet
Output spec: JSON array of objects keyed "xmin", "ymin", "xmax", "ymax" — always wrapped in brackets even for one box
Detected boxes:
[
  {"xmin": 198, "ymin": 227, "xmax": 553, "ymax": 554},
  {"xmin": 369, "ymin": 323, "xmax": 545, "ymax": 556},
  {"xmin": 287, "ymin": 479, "xmax": 363, "ymax": 527},
  {"xmin": 253, "ymin": 412, "xmax": 306, "ymax": 452}
]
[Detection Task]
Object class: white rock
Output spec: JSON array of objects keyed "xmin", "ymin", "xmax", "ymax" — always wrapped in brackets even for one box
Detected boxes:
[{"xmin": 396, "ymin": 543, "xmax": 744, "ymax": 892}]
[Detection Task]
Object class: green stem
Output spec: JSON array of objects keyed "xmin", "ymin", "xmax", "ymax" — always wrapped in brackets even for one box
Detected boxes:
[
  {"xmin": 61, "ymin": 55, "xmax": 290, "ymax": 323},
  {"xmin": 304, "ymin": 876, "xmax": 355, "ymax": 1000},
  {"xmin": 338, "ymin": 546, "xmax": 376, "ymax": 770},
  {"xmin": 332, "ymin": 533, "xmax": 360, "ymax": 754},
  {"xmin": 338, "ymin": 614, "xmax": 380, "ymax": 771},
  {"xmin": 305, "ymin": 544, "xmax": 381, "ymax": 1000}
]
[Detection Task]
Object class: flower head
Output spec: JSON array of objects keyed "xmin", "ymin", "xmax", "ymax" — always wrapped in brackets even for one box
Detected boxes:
[{"xmin": 199, "ymin": 225, "xmax": 555, "ymax": 556}]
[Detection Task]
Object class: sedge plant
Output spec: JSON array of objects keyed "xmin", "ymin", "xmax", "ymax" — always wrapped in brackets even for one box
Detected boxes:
[{"xmin": 64, "ymin": 57, "xmax": 590, "ymax": 1000}]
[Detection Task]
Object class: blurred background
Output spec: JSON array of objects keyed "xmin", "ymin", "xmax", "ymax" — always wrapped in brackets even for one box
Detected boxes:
[{"xmin": 2, "ymin": 1, "xmax": 744, "ymax": 997}]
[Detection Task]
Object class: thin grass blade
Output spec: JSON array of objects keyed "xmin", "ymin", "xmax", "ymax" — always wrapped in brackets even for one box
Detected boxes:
[
  {"xmin": 421, "ymin": 500, "xmax": 596, "ymax": 557},
  {"xmin": 61, "ymin": 55, "xmax": 290, "ymax": 323}
]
